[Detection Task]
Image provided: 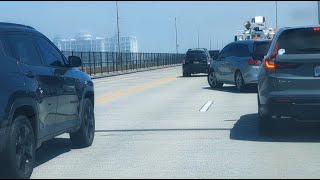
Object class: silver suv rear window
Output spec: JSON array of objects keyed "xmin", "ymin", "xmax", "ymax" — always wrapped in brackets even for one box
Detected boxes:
[{"xmin": 253, "ymin": 42, "xmax": 271, "ymax": 56}]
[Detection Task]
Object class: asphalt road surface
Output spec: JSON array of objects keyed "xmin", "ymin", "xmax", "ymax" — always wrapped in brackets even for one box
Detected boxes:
[{"xmin": 32, "ymin": 66, "xmax": 320, "ymax": 179}]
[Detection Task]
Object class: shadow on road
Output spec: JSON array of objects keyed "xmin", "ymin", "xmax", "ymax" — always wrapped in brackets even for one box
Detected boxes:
[
  {"xmin": 95, "ymin": 128, "xmax": 231, "ymax": 133},
  {"xmin": 202, "ymin": 85, "xmax": 257, "ymax": 94},
  {"xmin": 230, "ymin": 113, "xmax": 320, "ymax": 142},
  {"xmin": 177, "ymin": 74, "xmax": 208, "ymax": 78},
  {"xmin": 35, "ymin": 137, "xmax": 80, "ymax": 168}
]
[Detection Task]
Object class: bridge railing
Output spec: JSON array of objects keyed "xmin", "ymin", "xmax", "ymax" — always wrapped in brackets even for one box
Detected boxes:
[{"xmin": 61, "ymin": 51, "xmax": 184, "ymax": 76}]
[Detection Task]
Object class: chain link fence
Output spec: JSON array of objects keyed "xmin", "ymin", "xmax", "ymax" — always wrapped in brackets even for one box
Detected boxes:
[{"xmin": 61, "ymin": 51, "xmax": 184, "ymax": 76}]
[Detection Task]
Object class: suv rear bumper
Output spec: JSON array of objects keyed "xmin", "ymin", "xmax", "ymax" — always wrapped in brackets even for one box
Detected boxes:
[
  {"xmin": 183, "ymin": 64, "xmax": 209, "ymax": 74},
  {"xmin": 263, "ymin": 97, "xmax": 320, "ymax": 120}
]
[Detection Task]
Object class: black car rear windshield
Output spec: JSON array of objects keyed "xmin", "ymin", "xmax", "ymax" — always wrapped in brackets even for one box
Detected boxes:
[
  {"xmin": 278, "ymin": 28, "xmax": 320, "ymax": 54},
  {"xmin": 186, "ymin": 50, "xmax": 207, "ymax": 59},
  {"xmin": 253, "ymin": 42, "xmax": 271, "ymax": 55}
]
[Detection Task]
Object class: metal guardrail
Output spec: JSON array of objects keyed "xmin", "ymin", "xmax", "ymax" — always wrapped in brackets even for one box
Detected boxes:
[{"xmin": 61, "ymin": 51, "xmax": 184, "ymax": 76}]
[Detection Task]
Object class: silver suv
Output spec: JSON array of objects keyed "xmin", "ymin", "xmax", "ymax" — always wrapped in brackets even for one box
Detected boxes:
[
  {"xmin": 257, "ymin": 26, "xmax": 320, "ymax": 134},
  {"xmin": 208, "ymin": 40, "xmax": 271, "ymax": 91}
]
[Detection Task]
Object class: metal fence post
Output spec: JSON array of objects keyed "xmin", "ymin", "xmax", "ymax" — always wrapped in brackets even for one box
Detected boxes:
[
  {"xmin": 120, "ymin": 52, "xmax": 123, "ymax": 72},
  {"xmin": 166, "ymin": 54, "xmax": 168, "ymax": 66},
  {"xmin": 146, "ymin": 53, "xmax": 149, "ymax": 68},
  {"xmin": 100, "ymin": 52, "xmax": 103, "ymax": 75},
  {"xmin": 80, "ymin": 52, "xmax": 84, "ymax": 72},
  {"xmin": 171, "ymin": 54, "xmax": 173, "ymax": 65},
  {"xmin": 111, "ymin": 52, "xmax": 115, "ymax": 72},
  {"xmin": 120, "ymin": 52, "xmax": 122, "ymax": 72},
  {"xmin": 89, "ymin": 51, "xmax": 92, "ymax": 76},
  {"xmin": 93, "ymin": 52, "xmax": 96, "ymax": 75},
  {"xmin": 125, "ymin": 53, "xmax": 128, "ymax": 71},
  {"xmin": 130, "ymin": 53, "xmax": 132, "ymax": 70},
  {"xmin": 115, "ymin": 52, "xmax": 120, "ymax": 72},
  {"xmin": 144, "ymin": 53, "xmax": 146, "ymax": 69},
  {"xmin": 145, "ymin": 53, "xmax": 147, "ymax": 69},
  {"xmin": 165, "ymin": 54, "xmax": 167, "ymax": 66},
  {"xmin": 106, "ymin": 52, "xmax": 109, "ymax": 74},
  {"xmin": 136, "ymin": 53, "xmax": 138, "ymax": 70},
  {"xmin": 139, "ymin": 53, "xmax": 142, "ymax": 69},
  {"xmin": 154, "ymin": 53, "xmax": 156, "ymax": 67},
  {"xmin": 115, "ymin": 52, "xmax": 117, "ymax": 72},
  {"xmin": 148, "ymin": 53, "xmax": 150, "ymax": 68}
]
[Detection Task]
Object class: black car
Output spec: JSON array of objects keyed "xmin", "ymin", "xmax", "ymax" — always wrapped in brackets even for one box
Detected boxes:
[
  {"xmin": 0, "ymin": 22, "xmax": 95, "ymax": 178},
  {"xmin": 182, "ymin": 48, "xmax": 211, "ymax": 77}
]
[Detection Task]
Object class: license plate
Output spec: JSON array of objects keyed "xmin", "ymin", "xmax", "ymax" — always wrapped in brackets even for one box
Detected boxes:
[
  {"xmin": 193, "ymin": 61, "xmax": 199, "ymax": 64},
  {"xmin": 315, "ymin": 65, "xmax": 320, "ymax": 77}
]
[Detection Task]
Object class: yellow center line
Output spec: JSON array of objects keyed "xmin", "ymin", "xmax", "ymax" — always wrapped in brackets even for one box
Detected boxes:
[{"xmin": 95, "ymin": 76, "xmax": 177, "ymax": 103}]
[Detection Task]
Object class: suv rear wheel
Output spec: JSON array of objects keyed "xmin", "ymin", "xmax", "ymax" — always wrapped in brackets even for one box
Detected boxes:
[
  {"xmin": 0, "ymin": 115, "xmax": 35, "ymax": 179},
  {"xmin": 208, "ymin": 71, "xmax": 223, "ymax": 88},
  {"xmin": 70, "ymin": 98, "xmax": 95, "ymax": 148},
  {"xmin": 183, "ymin": 71, "xmax": 191, "ymax": 77},
  {"xmin": 258, "ymin": 96, "xmax": 274, "ymax": 136},
  {"xmin": 235, "ymin": 71, "xmax": 246, "ymax": 92}
]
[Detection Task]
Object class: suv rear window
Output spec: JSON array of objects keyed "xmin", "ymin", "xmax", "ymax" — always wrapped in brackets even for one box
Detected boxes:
[
  {"xmin": 253, "ymin": 41, "xmax": 271, "ymax": 56},
  {"xmin": 186, "ymin": 50, "xmax": 207, "ymax": 60},
  {"xmin": 278, "ymin": 28, "xmax": 320, "ymax": 54}
]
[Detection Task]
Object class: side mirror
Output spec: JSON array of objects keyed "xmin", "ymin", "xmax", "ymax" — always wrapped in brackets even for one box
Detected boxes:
[{"xmin": 68, "ymin": 56, "xmax": 82, "ymax": 67}]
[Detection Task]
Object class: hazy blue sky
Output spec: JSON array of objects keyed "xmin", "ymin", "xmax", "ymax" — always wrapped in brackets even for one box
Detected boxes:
[{"xmin": 0, "ymin": 1, "xmax": 318, "ymax": 53}]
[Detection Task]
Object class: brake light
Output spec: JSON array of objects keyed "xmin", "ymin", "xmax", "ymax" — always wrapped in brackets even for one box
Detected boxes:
[
  {"xmin": 265, "ymin": 59, "xmax": 275, "ymax": 69},
  {"xmin": 207, "ymin": 58, "xmax": 211, "ymax": 65},
  {"xmin": 183, "ymin": 58, "xmax": 186, "ymax": 64},
  {"xmin": 313, "ymin": 27, "xmax": 320, "ymax": 31},
  {"xmin": 247, "ymin": 58, "xmax": 261, "ymax": 66},
  {"xmin": 264, "ymin": 42, "xmax": 279, "ymax": 70}
]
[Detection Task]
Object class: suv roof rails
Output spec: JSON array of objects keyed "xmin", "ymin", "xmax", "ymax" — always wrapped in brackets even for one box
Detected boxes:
[{"xmin": 0, "ymin": 22, "xmax": 35, "ymax": 30}]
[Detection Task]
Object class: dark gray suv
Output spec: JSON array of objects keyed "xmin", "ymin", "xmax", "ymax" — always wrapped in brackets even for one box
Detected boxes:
[
  {"xmin": 182, "ymin": 48, "xmax": 211, "ymax": 77},
  {"xmin": 257, "ymin": 26, "xmax": 320, "ymax": 134},
  {"xmin": 0, "ymin": 23, "xmax": 95, "ymax": 178}
]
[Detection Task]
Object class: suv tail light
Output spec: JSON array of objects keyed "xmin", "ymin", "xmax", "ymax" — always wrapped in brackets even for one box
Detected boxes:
[
  {"xmin": 264, "ymin": 42, "xmax": 279, "ymax": 70},
  {"xmin": 247, "ymin": 58, "xmax": 261, "ymax": 66},
  {"xmin": 313, "ymin": 27, "xmax": 320, "ymax": 31}
]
